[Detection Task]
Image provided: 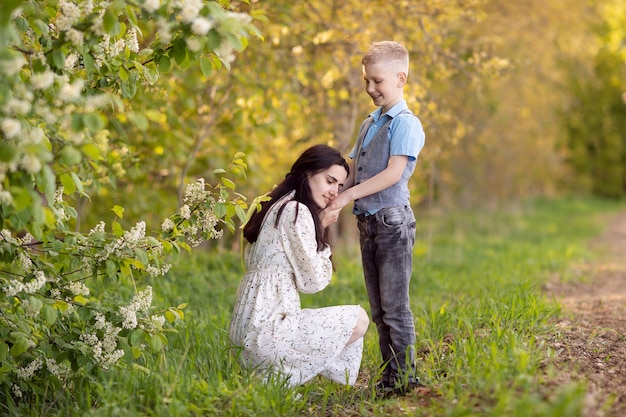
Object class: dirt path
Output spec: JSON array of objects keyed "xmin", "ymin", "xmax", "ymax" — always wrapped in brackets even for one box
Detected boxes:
[{"xmin": 544, "ymin": 211, "xmax": 626, "ymax": 417}]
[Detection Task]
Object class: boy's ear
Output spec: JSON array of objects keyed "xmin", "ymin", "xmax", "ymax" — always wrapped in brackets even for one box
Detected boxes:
[{"xmin": 397, "ymin": 71, "xmax": 407, "ymax": 87}]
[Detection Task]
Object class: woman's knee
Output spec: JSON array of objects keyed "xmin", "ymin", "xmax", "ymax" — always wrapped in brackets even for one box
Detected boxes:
[{"xmin": 356, "ymin": 306, "xmax": 369, "ymax": 337}]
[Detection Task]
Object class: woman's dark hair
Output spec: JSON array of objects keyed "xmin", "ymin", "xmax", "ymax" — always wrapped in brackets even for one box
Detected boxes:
[{"xmin": 243, "ymin": 144, "xmax": 349, "ymax": 251}]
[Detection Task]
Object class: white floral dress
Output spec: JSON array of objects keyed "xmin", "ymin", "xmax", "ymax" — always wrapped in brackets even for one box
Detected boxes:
[{"xmin": 229, "ymin": 192, "xmax": 363, "ymax": 386}]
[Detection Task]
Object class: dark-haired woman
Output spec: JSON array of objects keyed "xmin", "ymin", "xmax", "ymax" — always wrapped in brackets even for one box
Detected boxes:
[{"xmin": 229, "ymin": 144, "xmax": 369, "ymax": 387}]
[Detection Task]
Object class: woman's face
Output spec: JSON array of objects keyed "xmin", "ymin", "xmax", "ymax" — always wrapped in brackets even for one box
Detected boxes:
[{"xmin": 308, "ymin": 164, "xmax": 348, "ymax": 209}]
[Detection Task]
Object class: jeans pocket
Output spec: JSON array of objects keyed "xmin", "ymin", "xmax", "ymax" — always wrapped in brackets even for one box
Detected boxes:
[{"xmin": 380, "ymin": 208, "xmax": 404, "ymax": 227}]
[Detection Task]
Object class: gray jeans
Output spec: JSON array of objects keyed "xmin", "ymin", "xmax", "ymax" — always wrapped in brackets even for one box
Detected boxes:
[{"xmin": 357, "ymin": 205, "xmax": 417, "ymax": 381}]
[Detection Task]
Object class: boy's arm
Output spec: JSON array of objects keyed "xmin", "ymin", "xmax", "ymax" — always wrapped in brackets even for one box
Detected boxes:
[
  {"xmin": 329, "ymin": 155, "xmax": 408, "ymax": 210},
  {"xmin": 340, "ymin": 159, "xmax": 356, "ymax": 191}
]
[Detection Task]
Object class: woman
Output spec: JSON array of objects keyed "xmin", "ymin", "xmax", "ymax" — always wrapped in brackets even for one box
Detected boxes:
[{"xmin": 229, "ymin": 144, "xmax": 369, "ymax": 387}]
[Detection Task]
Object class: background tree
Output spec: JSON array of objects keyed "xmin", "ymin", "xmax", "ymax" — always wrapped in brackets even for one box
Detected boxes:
[{"xmin": 560, "ymin": 0, "xmax": 626, "ymax": 198}]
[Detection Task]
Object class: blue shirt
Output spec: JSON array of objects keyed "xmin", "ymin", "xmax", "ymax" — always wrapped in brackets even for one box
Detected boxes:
[{"xmin": 349, "ymin": 100, "xmax": 425, "ymax": 161}]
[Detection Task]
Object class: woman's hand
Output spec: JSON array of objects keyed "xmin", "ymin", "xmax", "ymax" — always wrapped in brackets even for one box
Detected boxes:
[{"xmin": 319, "ymin": 205, "xmax": 342, "ymax": 229}]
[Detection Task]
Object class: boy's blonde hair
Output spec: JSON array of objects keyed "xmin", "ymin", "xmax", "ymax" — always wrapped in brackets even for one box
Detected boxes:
[{"xmin": 362, "ymin": 41, "xmax": 409, "ymax": 73}]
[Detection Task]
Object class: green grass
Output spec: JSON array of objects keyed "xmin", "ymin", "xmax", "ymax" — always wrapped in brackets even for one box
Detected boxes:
[{"xmin": 25, "ymin": 196, "xmax": 626, "ymax": 416}]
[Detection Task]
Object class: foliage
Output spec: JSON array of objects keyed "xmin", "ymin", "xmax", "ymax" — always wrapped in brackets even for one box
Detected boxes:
[
  {"xmin": 0, "ymin": 0, "xmax": 260, "ymax": 409},
  {"xmin": 560, "ymin": 0, "xmax": 626, "ymax": 198}
]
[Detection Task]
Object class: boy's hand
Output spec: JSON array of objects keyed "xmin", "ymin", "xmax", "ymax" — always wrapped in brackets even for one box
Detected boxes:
[
  {"xmin": 319, "ymin": 205, "xmax": 342, "ymax": 229},
  {"xmin": 326, "ymin": 192, "xmax": 351, "ymax": 211}
]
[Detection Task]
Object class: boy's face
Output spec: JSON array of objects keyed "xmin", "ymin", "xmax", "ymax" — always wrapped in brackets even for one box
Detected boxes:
[{"xmin": 362, "ymin": 61, "xmax": 406, "ymax": 113}]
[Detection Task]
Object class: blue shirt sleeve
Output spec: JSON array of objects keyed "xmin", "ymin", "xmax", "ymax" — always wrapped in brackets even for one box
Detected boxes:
[
  {"xmin": 348, "ymin": 144, "xmax": 357, "ymax": 159},
  {"xmin": 389, "ymin": 114, "xmax": 425, "ymax": 161}
]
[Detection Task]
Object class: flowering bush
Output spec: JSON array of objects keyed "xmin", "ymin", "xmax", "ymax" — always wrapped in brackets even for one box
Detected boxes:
[{"xmin": 0, "ymin": 0, "xmax": 259, "ymax": 407}]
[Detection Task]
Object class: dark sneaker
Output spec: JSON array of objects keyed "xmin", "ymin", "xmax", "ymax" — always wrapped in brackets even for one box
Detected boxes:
[{"xmin": 375, "ymin": 376, "xmax": 423, "ymax": 398}]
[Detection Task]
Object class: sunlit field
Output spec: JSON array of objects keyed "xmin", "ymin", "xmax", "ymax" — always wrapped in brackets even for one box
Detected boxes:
[{"xmin": 12, "ymin": 196, "xmax": 624, "ymax": 417}]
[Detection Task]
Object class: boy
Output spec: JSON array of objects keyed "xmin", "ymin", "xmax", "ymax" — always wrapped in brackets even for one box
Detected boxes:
[{"xmin": 328, "ymin": 41, "xmax": 425, "ymax": 396}]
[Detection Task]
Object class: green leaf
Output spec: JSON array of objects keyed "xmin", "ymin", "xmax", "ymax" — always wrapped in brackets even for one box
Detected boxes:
[
  {"xmin": 60, "ymin": 173, "xmax": 76, "ymax": 195},
  {"xmin": 158, "ymin": 55, "xmax": 172, "ymax": 73},
  {"xmin": 10, "ymin": 337, "xmax": 31, "ymax": 357},
  {"xmin": 14, "ymin": 16, "xmax": 28, "ymax": 32},
  {"xmin": 149, "ymin": 333, "xmax": 163, "ymax": 353},
  {"xmin": 143, "ymin": 66, "xmax": 159, "ymax": 85},
  {"xmin": 83, "ymin": 113, "xmax": 105, "ymax": 133},
  {"xmin": 28, "ymin": 296, "xmax": 43, "ymax": 312},
  {"xmin": 222, "ymin": 178, "xmax": 235, "ymax": 190},
  {"xmin": 103, "ymin": 8, "xmax": 119, "ymax": 35},
  {"xmin": 121, "ymin": 78, "xmax": 137, "ymax": 98},
  {"xmin": 60, "ymin": 145, "xmax": 82, "ymax": 166},
  {"xmin": 0, "ymin": 342, "xmax": 8, "ymax": 361},
  {"xmin": 206, "ymin": 29, "xmax": 220, "ymax": 51},
  {"xmin": 83, "ymin": 53, "xmax": 96, "ymax": 81},
  {"xmin": 32, "ymin": 19, "xmax": 49, "ymax": 36},
  {"xmin": 133, "ymin": 248, "xmax": 149, "ymax": 265},
  {"xmin": 51, "ymin": 49, "xmax": 65, "ymax": 70},
  {"xmin": 53, "ymin": 300, "xmax": 70, "ymax": 312},
  {"xmin": 71, "ymin": 113, "xmax": 83, "ymax": 131},
  {"xmin": 71, "ymin": 172, "xmax": 85, "ymax": 194},
  {"xmin": 124, "ymin": 257, "xmax": 145, "ymax": 270},
  {"xmin": 165, "ymin": 310, "xmax": 177, "ymax": 323},
  {"xmin": 82, "ymin": 143, "xmax": 105, "ymax": 161},
  {"xmin": 200, "ymin": 56, "xmax": 212, "ymax": 77},
  {"xmin": 129, "ymin": 329, "xmax": 145, "ymax": 347},
  {"xmin": 119, "ymin": 65, "xmax": 129, "ymax": 82},
  {"xmin": 105, "ymin": 260, "xmax": 118, "ymax": 279},
  {"xmin": 42, "ymin": 304, "xmax": 58, "ymax": 326},
  {"xmin": 215, "ymin": 202, "xmax": 226, "ymax": 218},
  {"xmin": 38, "ymin": 164, "xmax": 56, "ymax": 207},
  {"xmin": 73, "ymin": 295, "xmax": 89, "ymax": 305},
  {"xmin": 127, "ymin": 112, "xmax": 149, "ymax": 131},
  {"xmin": 235, "ymin": 205, "xmax": 247, "ymax": 223},
  {"xmin": 112, "ymin": 205, "xmax": 124, "ymax": 218},
  {"xmin": 0, "ymin": 141, "xmax": 17, "ymax": 162}
]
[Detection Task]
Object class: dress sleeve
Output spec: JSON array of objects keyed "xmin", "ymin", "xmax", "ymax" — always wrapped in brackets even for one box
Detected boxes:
[{"xmin": 279, "ymin": 201, "xmax": 333, "ymax": 294}]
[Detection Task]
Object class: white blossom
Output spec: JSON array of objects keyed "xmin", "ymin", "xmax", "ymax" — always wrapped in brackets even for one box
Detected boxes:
[
  {"xmin": 28, "ymin": 127, "xmax": 45, "ymax": 144},
  {"xmin": 156, "ymin": 17, "xmax": 173, "ymax": 44},
  {"xmin": 180, "ymin": 204, "xmax": 191, "ymax": 220},
  {"xmin": 186, "ymin": 37, "xmax": 202, "ymax": 52},
  {"xmin": 1, "ymin": 118, "xmax": 21, "ymax": 139},
  {"xmin": 119, "ymin": 286, "xmax": 153, "ymax": 329},
  {"xmin": 179, "ymin": 0, "xmax": 202, "ymax": 23},
  {"xmin": 0, "ymin": 54, "xmax": 26, "ymax": 76},
  {"xmin": 17, "ymin": 252, "xmax": 33, "ymax": 271},
  {"xmin": 96, "ymin": 221, "xmax": 146, "ymax": 262},
  {"xmin": 66, "ymin": 28, "xmax": 84, "ymax": 47},
  {"xmin": 89, "ymin": 221, "xmax": 106, "ymax": 235},
  {"xmin": 20, "ymin": 153, "xmax": 42, "ymax": 174},
  {"xmin": 45, "ymin": 358, "xmax": 69, "ymax": 378},
  {"xmin": 6, "ymin": 98, "xmax": 31, "ymax": 115},
  {"xmin": 191, "ymin": 17, "xmax": 213, "ymax": 35},
  {"xmin": 59, "ymin": 79, "xmax": 84, "ymax": 102},
  {"xmin": 146, "ymin": 263, "xmax": 171, "ymax": 277},
  {"xmin": 161, "ymin": 218, "xmax": 174, "ymax": 232},
  {"xmin": 57, "ymin": 1, "xmax": 82, "ymax": 32},
  {"xmin": 0, "ymin": 190, "xmax": 13, "ymax": 205},
  {"xmin": 68, "ymin": 281, "xmax": 90, "ymax": 296},
  {"xmin": 4, "ymin": 270, "xmax": 47, "ymax": 297},
  {"xmin": 65, "ymin": 53, "xmax": 79, "ymax": 70},
  {"xmin": 81, "ymin": 314, "xmax": 124, "ymax": 369},
  {"xmin": 151, "ymin": 315, "xmax": 166, "ymax": 327},
  {"xmin": 183, "ymin": 178, "xmax": 207, "ymax": 205},
  {"xmin": 16, "ymin": 358, "xmax": 43, "ymax": 380},
  {"xmin": 11, "ymin": 384, "xmax": 23, "ymax": 399},
  {"xmin": 142, "ymin": 0, "xmax": 160, "ymax": 13},
  {"xmin": 127, "ymin": 28, "xmax": 139, "ymax": 53}
]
